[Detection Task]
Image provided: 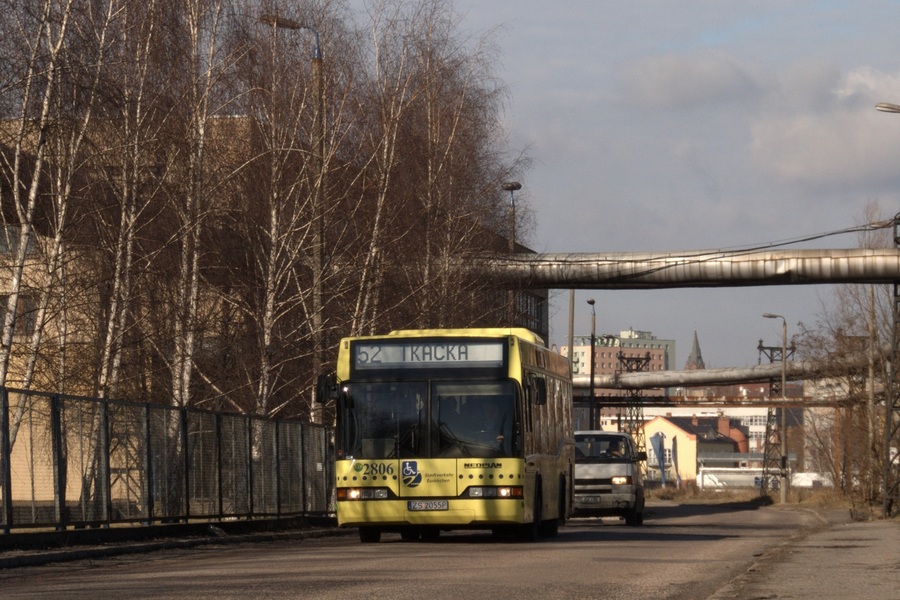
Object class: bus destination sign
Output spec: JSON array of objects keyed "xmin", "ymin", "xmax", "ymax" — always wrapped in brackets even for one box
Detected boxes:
[{"xmin": 353, "ymin": 340, "xmax": 504, "ymax": 370}]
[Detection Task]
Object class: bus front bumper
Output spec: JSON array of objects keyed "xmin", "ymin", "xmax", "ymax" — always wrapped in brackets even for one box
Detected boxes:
[{"xmin": 336, "ymin": 498, "xmax": 526, "ymax": 528}]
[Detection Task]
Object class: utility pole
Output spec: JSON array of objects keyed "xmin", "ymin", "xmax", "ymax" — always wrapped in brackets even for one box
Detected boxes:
[
  {"xmin": 587, "ymin": 298, "xmax": 596, "ymax": 429},
  {"xmin": 759, "ymin": 314, "xmax": 794, "ymax": 503},
  {"xmin": 616, "ymin": 351, "xmax": 650, "ymax": 454}
]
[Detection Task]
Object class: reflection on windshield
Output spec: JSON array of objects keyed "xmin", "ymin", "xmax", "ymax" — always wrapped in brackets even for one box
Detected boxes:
[
  {"xmin": 574, "ymin": 434, "xmax": 630, "ymax": 462},
  {"xmin": 342, "ymin": 382, "xmax": 427, "ymax": 459},
  {"xmin": 340, "ymin": 381, "xmax": 516, "ymax": 459},
  {"xmin": 434, "ymin": 382, "xmax": 514, "ymax": 458}
]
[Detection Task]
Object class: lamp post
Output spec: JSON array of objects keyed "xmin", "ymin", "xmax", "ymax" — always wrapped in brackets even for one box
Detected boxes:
[
  {"xmin": 502, "ymin": 182, "xmax": 521, "ymax": 324},
  {"xmin": 588, "ymin": 299, "xmax": 596, "ymax": 430},
  {"xmin": 260, "ymin": 14, "xmax": 326, "ymax": 420},
  {"xmin": 568, "ymin": 290, "xmax": 575, "ymax": 379},
  {"xmin": 875, "ymin": 101, "xmax": 900, "ymax": 518},
  {"xmin": 763, "ymin": 312, "xmax": 788, "ymax": 503},
  {"xmin": 501, "ymin": 181, "xmax": 521, "ymax": 254}
]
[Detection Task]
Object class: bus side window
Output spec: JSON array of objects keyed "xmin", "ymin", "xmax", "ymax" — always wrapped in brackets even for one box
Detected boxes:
[{"xmin": 530, "ymin": 374, "xmax": 547, "ymax": 405}]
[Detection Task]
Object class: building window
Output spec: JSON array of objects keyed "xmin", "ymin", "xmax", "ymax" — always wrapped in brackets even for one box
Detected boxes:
[
  {"xmin": 647, "ymin": 447, "xmax": 672, "ymax": 466},
  {"xmin": 0, "ymin": 227, "xmax": 37, "ymax": 256},
  {"xmin": 0, "ymin": 294, "xmax": 36, "ymax": 336}
]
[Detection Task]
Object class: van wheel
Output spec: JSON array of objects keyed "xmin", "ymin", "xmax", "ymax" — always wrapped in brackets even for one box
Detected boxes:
[
  {"xmin": 626, "ymin": 490, "xmax": 645, "ymax": 526},
  {"xmin": 359, "ymin": 527, "xmax": 381, "ymax": 543},
  {"xmin": 625, "ymin": 507, "xmax": 643, "ymax": 526}
]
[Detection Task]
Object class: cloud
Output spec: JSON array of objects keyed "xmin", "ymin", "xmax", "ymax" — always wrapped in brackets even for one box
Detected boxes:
[
  {"xmin": 619, "ymin": 50, "xmax": 764, "ymax": 109},
  {"xmin": 752, "ymin": 67, "xmax": 900, "ymax": 187},
  {"xmin": 837, "ymin": 66, "xmax": 900, "ymax": 104}
]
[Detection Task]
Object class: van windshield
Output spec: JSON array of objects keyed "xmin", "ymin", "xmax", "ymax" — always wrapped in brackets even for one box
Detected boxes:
[{"xmin": 574, "ymin": 434, "xmax": 631, "ymax": 462}]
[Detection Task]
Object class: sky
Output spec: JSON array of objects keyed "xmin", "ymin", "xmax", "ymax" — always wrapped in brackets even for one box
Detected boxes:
[{"xmin": 353, "ymin": 1, "xmax": 900, "ymax": 369}]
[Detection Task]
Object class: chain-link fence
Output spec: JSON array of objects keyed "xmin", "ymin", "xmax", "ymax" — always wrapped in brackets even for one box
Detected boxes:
[{"xmin": 0, "ymin": 388, "xmax": 334, "ymax": 532}]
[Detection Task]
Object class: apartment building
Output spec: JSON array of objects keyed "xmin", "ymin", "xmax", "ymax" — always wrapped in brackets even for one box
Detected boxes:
[{"xmin": 561, "ymin": 328, "xmax": 674, "ymax": 399}]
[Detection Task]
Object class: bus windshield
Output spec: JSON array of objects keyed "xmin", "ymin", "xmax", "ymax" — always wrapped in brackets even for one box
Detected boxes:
[{"xmin": 340, "ymin": 380, "xmax": 517, "ymax": 460}]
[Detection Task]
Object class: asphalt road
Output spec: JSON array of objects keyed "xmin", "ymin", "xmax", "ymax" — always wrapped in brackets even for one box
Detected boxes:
[{"xmin": 0, "ymin": 502, "xmax": 896, "ymax": 599}]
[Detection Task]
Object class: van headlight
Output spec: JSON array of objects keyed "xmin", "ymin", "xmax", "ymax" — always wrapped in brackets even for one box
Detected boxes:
[{"xmin": 611, "ymin": 476, "xmax": 632, "ymax": 485}]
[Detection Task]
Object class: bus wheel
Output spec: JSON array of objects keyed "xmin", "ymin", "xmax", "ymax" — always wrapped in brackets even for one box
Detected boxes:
[
  {"xmin": 558, "ymin": 475, "xmax": 568, "ymax": 527},
  {"xmin": 539, "ymin": 486, "xmax": 560, "ymax": 538},
  {"xmin": 539, "ymin": 515, "xmax": 559, "ymax": 537},
  {"xmin": 359, "ymin": 527, "xmax": 381, "ymax": 543},
  {"xmin": 519, "ymin": 491, "xmax": 542, "ymax": 542},
  {"xmin": 400, "ymin": 527, "xmax": 420, "ymax": 541}
]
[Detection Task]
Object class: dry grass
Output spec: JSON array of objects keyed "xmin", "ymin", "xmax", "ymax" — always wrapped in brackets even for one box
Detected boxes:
[{"xmin": 647, "ymin": 484, "xmax": 853, "ymax": 509}]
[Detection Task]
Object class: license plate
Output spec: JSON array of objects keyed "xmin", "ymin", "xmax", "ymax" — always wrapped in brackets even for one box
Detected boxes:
[
  {"xmin": 579, "ymin": 496, "xmax": 603, "ymax": 504},
  {"xmin": 407, "ymin": 500, "xmax": 448, "ymax": 511}
]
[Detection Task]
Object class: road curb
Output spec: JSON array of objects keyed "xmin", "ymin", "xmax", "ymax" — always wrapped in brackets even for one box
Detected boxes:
[{"xmin": 0, "ymin": 526, "xmax": 351, "ymax": 569}]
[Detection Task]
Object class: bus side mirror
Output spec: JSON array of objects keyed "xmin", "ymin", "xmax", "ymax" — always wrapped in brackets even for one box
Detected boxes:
[
  {"xmin": 316, "ymin": 372, "xmax": 337, "ymax": 404},
  {"xmin": 636, "ymin": 451, "xmax": 648, "ymax": 462}
]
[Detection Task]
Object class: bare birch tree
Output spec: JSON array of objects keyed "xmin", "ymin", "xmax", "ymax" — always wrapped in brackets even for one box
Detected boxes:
[
  {"xmin": 0, "ymin": 0, "xmax": 77, "ymax": 388},
  {"xmin": 346, "ymin": 0, "xmax": 518, "ymax": 336},
  {"xmin": 346, "ymin": 0, "xmax": 424, "ymax": 336},
  {"xmin": 88, "ymin": 0, "xmax": 169, "ymax": 402},
  {"xmin": 0, "ymin": 0, "xmax": 527, "ymax": 423},
  {"xmin": 798, "ymin": 202, "xmax": 893, "ymax": 503}
]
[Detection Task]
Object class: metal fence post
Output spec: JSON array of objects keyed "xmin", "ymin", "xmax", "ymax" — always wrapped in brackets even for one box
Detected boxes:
[
  {"xmin": 274, "ymin": 420, "xmax": 281, "ymax": 518},
  {"xmin": 246, "ymin": 415, "xmax": 254, "ymax": 517},
  {"xmin": 50, "ymin": 394, "xmax": 65, "ymax": 530},
  {"xmin": 300, "ymin": 423, "xmax": 308, "ymax": 514},
  {"xmin": 144, "ymin": 403, "xmax": 154, "ymax": 523},
  {"xmin": 181, "ymin": 407, "xmax": 190, "ymax": 521},
  {"xmin": 100, "ymin": 399, "xmax": 111, "ymax": 526},
  {"xmin": 216, "ymin": 412, "xmax": 223, "ymax": 520},
  {"xmin": 1, "ymin": 388, "xmax": 12, "ymax": 532}
]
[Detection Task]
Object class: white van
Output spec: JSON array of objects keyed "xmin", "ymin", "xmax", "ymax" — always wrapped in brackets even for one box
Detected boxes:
[{"xmin": 572, "ymin": 431, "xmax": 646, "ymax": 525}]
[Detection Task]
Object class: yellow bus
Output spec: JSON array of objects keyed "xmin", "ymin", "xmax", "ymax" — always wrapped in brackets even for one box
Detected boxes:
[{"xmin": 318, "ymin": 328, "xmax": 574, "ymax": 543}]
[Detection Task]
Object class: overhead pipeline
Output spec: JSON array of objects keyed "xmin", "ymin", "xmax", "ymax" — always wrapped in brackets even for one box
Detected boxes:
[{"xmin": 471, "ymin": 248, "xmax": 900, "ymax": 289}]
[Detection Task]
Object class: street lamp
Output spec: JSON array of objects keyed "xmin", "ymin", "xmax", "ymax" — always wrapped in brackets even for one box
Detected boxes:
[
  {"xmin": 502, "ymin": 182, "xmax": 521, "ymax": 324},
  {"xmin": 501, "ymin": 181, "xmax": 521, "ymax": 254},
  {"xmin": 876, "ymin": 102, "xmax": 900, "ymax": 113},
  {"xmin": 763, "ymin": 312, "xmax": 788, "ymax": 503},
  {"xmin": 588, "ymin": 299, "xmax": 596, "ymax": 430},
  {"xmin": 260, "ymin": 14, "xmax": 326, "ymax": 421},
  {"xmin": 259, "ymin": 14, "xmax": 321, "ymax": 58}
]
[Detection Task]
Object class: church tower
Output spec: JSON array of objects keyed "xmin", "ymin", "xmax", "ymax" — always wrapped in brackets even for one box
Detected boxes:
[{"xmin": 684, "ymin": 330, "xmax": 705, "ymax": 370}]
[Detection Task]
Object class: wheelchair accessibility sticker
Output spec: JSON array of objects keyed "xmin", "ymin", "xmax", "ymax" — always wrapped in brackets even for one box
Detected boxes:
[{"xmin": 402, "ymin": 461, "xmax": 422, "ymax": 487}]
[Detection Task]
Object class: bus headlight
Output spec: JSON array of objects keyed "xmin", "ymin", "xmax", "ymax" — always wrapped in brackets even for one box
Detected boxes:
[
  {"xmin": 611, "ymin": 476, "xmax": 632, "ymax": 486},
  {"xmin": 338, "ymin": 487, "xmax": 390, "ymax": 500},
  {"xmin": 467, "ymin": 486, "xmax": 523, "ymax": 498}
]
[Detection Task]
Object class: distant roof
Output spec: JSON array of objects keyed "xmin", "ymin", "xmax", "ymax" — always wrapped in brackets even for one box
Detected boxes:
[{"xmin": 653, "ymin": 415, "xmax": 735, "ymax": 443}]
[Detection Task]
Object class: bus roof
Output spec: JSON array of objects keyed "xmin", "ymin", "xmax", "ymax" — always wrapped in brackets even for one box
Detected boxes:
[{"xmin": 378, "ymin": 327, "xmax": 545, "ymax": 346}]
